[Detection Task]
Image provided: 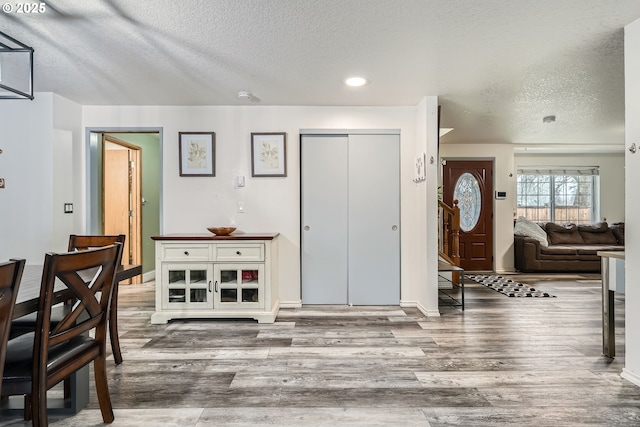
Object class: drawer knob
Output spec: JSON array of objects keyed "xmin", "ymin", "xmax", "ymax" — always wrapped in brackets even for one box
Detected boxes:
[
  {"xmin": 236, "ymin": 251, "xmax": 242, "ymax": 255},
  {"xmin": 184, "ymin": 251, "xmax": 189, "ymax": 256}
]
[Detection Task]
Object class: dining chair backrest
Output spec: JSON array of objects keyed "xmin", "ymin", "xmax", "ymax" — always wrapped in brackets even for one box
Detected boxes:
[
  {"xmin": 68, "ymin": 234, "xmax": 126, "ymax": 262},
  {"xmin": 0, "ymin": 258, "xmax": 26, "ymax": 397},
  {"xmin": 35, "ymin": 244, "xmax": 123, "ymax": 361}
]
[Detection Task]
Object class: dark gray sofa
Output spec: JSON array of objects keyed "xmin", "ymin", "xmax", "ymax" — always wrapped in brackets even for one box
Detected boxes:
[{"xmin": 514, "ymin": 222, "xmax": 624, "ymax": 273}]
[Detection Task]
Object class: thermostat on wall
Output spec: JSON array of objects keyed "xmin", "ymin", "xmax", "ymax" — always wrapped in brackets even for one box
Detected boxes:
[{"xmin": 495, "ymin": 191, "xmax": 507, "ymax": 199}]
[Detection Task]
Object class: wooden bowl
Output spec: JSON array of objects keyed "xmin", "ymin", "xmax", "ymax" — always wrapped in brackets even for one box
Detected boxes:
[{"xmin": 207, "ymin": 227, "xmax": 236, "ymax": 236}]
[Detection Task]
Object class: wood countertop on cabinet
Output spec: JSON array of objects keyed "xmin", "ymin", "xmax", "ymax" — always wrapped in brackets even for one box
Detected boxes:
[{"xmin": 151, "ymin": 233, "xmax": 280, "ymax": 241}]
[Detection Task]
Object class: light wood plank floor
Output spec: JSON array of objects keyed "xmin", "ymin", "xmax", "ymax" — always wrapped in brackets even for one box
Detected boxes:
[{"xmin": 2, "ymin": 273, "xmax": 639, "ymax": 426}]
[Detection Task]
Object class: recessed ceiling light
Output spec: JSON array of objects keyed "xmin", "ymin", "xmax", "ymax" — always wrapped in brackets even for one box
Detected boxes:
[{"xmin": 345, "ymin": 76, "xmax": 368, "ymax": 87}]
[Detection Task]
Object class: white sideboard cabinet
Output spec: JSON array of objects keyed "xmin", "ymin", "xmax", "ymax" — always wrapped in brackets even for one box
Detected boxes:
[{"xmin": 151, "ymin": 233, "xmax": 279, "ymax": 324}]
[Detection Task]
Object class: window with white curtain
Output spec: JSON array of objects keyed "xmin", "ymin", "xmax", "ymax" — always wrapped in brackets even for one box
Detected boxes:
[{"xmin": 516, "ymin": 167, "xmax": 599, "ymax": 224}]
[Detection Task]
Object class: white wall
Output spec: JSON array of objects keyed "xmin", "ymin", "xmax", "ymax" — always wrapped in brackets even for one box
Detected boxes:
[
  {"xmin": 438, "ymin": 143, "xmax": 516, "ymax": 272},
  {"xmin": 53, "ymin": 93, "xmax": 84, "ymax": 236},
  {"xmin": 52, "ymin": 129, "xmax": 74, "ymax": 249},
  {"xmin": 515, "ymin": 153, "xmax": 625, "ymax": 223},
  {"xmin": 622, "ymin": 17, "xmax": 640, "ymax": 387},
  {"xmin": 0, "ymin": 93, "xmax": 81, "ymax": 262},
  {"xmin": 0, "ymin": 94, "xmax": 53, "ymax": 261},
  {"xmin": 82, "ymin": 104, "xmax": 437, "ymax": 310},
  {"xmin": 411, "ymin": 97, "xmax": 440, "ymax": 315}
]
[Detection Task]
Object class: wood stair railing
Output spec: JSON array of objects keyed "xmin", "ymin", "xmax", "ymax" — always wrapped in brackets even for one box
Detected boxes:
[{"xmin": 439, "ymin": 199, "xmax": 461, "ymax": 283}]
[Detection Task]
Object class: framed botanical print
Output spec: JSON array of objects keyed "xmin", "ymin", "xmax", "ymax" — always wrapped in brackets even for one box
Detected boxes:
[
  {"xmin": 179, "ymin": 132, "xmax": 215, "ymax": 176},
  {"xmin": 251, "ymin": 132, "xmax": 287, "ymax": 177}
]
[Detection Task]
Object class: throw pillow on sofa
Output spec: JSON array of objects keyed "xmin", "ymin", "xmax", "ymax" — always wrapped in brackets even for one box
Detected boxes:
[
  {"xmin": 610, "ymin": 222, "xmax": 625, "ymax": 245},
  {"xmin": 514, "ymin": 216, "xmax": 549, "ymax": 247},
  {"xmin": 578, "ymin": 222, "xmax": 618, "ymax": 245},
  {"xmin": 545, "ymin": 223, "xmax": 584, "ymax": 245}
]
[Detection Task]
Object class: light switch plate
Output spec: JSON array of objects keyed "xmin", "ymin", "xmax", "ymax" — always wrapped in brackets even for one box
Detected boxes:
[{"xmin": 64, "ymin": 203, "xmax": 73, "ymax": 213}]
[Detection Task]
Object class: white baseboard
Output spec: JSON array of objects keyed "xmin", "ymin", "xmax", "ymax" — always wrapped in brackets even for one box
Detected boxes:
[
  {"xmin": 279, "ymin": 300, "xmax": 303, "ymax": 308},
  {"xmin": 622, "ymin": 368, "xmax": 640, "ymax": 387},
  {"xmin": 142, "ymin": 270, "xmax": 155, "ymax": 283},
  {"xmin": 400, "ymin": 300, "xmax": 440, "ymax": 317}
]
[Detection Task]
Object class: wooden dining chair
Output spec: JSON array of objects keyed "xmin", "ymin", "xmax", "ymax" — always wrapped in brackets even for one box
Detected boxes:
[
  {"xmin": 2, "ymin": 244, "xmax": 122, "ymax": 426},
  {"xmin": 11, "ymin": 234, "xmax": 127, "ymax": 364},
  {"xmin": 0, "ymin": 258, "xmax": 26, "ymax": 397},
  {"xmin": 68, "ymin": 234, "xmax": 127, "ymax": 364}
]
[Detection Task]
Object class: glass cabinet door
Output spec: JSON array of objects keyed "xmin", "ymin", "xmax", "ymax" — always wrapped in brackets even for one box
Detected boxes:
[
  {"xmin": 162, "ymin": 264, "xmax": 213, "ymax": 309},
  {"xmin": 214, "ymin": 264, "xmax": 264, "ymax": 309}
]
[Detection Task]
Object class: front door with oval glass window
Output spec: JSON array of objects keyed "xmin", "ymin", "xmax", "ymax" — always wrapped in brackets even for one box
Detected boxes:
[{"xmin": 443, "ymin": 160, "xmax": 494, "ymax": 271}]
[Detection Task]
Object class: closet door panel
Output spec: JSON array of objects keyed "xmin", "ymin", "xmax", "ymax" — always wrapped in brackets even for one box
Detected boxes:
[
  {"xmin": 301, "ymin": 135, "xmax": 349, "ymax": 304},
  {"xmin": 348, "ymin": 134, "xmax": 400, "ymax": 305}
]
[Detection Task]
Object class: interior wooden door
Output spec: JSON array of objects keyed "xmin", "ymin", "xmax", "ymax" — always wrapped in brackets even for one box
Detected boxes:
[
  {"xmin": 103, "ymin": 136, "xmax": 142, "ymax": 282},
  {"xmin": 443, "ymin": 160, "xmax": 494, "ymax": 271}
]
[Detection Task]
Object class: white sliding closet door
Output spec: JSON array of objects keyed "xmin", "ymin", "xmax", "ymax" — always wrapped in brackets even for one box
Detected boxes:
[
  {"xmin": 301, "ymin": 132, "xmax": 400, "ymax": 305},
  {"xmin": 301, "ymin": 135, "xmax": 349, "ymax": 304},
  {"xmin": 348, "ymin": 134, "xmax": 400, "ymax": 305}
]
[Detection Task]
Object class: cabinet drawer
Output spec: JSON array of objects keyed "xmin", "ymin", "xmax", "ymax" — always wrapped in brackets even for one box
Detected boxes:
[
  {"xmin": 216, "ymin": 244, "xmax": 264, "ymax": 262},
  {"xmin": 162, "ymin": 245, "xmax": 211, "ymax": 261}
]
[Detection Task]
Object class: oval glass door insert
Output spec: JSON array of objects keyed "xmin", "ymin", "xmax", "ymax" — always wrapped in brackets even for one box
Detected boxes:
[{"xmin": 453, "ymin": 172, "xmax": 481, "ymax": 232}]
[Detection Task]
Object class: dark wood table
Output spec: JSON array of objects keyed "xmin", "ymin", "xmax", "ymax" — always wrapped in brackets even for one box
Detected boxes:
[
  {"xmin": 3, "ymin": 263, "xmax": 142, "ymax": 415},
  {"xmin": 14, "ymin": 264, "xmax": 142, "ymax": 319}
]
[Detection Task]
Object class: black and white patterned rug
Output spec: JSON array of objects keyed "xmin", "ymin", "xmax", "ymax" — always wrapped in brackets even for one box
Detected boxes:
[{"xmin": 466, "ymin": 274, "xmax": 556, "ymax": 298}]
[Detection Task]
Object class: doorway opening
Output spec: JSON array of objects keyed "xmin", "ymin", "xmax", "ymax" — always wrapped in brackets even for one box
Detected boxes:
[{"xmin": 86, "ymin": 128, "xmax": 162, "ymax": 282}]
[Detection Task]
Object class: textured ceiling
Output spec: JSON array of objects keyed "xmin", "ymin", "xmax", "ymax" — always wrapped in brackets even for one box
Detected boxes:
[{"xmin": 2, "ymin": 0, "xmax": 640, "ymax": 147}]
